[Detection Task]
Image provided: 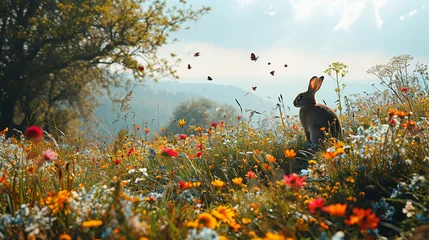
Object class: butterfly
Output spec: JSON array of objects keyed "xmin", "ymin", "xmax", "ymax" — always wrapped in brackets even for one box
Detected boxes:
[
  {"xmin": 250, "ymin": 53, "xmax": 259, "ymax": 62},
  {"xmin": 208, "ymin": 76, "xmax": 213, "ymax": 81},
  {"xmin": 270, "ymin": 71, "xmax": 275, "ymax": 76},
  {"xmin": 284, "ymin": 64, "xmax": 288, "ymax": 67},
  {"xmin": 252, "ymin": 86, "xmax": 257, "ymax": 91},
  {"xmin": 138, "ymin": 66, "xmax": 144, "ymax": 72},
  {"xmin": 194, "ymin": 52, "xmax": 200, "ymax": 57},
  {"xmin": 188, "ymin": 64, "xmax": 191, "ymax": 70},
  {"xmin": 268, "ymin": 62, "xmax": 271, "ymax": 65}
]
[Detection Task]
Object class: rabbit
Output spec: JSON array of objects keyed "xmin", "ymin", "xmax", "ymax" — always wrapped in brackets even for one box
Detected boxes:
[{"xmin": 293, "ymin": 76, "xmax": 341, "ymax": 145}]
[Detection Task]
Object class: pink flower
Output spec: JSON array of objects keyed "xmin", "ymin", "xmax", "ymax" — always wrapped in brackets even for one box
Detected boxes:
[
  {"xmin": 211, "ymin": 121, "xmax": 218, "ymax": 128},
  {"xmin": 283, "ymin": 173, "xmax": 306, "ymax": 189},
  {"xmin": 246, "ymin": 171, "xmax": 257, "ymax": 179},
  {"xmin": 179, "ymin": 134, "xmax": 188, "ymax": 140},
  {"xmin": 308, "ymin": 198, "xmax": 327, "ymax": 214},
  {"xmin": 25, "ymin": 126, "xmax": 43, "ymax": 141},
  {"xmin": 43, "ymin": 149, "xmax": 57, "ymax": 161},
  {"xmin": 162, "ymin": 148, "xmax": 179, "ymax": 157}
]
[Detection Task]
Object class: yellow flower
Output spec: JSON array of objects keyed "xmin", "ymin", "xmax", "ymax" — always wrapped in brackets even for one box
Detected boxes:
[
  {"xmin": 196, "ymin": 213, "xmax": 218, "ymax": 229},
  {"xmin": 212, "ymin": 179, "xmax": 225, "ymax": 187},
  {"xmin": 264, "ymin": 232, "xmax": 291, "ymax": 240},
  {"xmin": 242, "ymin": 218, "xmax": 252, "ymax": 224},
  {"xmin": 265, "ymin": 154, "xmax": 276, "ymax": 163},
  {"xmin": 284, "ymin": 149, "xmax": 296, "ymax": 158},
  {"xmin": 212, "ymin": 206, "xmax": 236, "ymax": 222},
  {"xmin": 82, "ymin": 219, "xmax": 103, "ymax": 228},
  {"xmin": 232, "ymin": 177, "xmax": 243, "ymax": 185},
  {"xmin": 326, "ymin": 203, "xmax": 347, "ymax": 217},
  {"xmin": 178, "ymin": 119, "xmax": 187, "ymax": 127},
  {"xmin": 308, "ymin": 160, "xmax": 317, "ymax": 165}
]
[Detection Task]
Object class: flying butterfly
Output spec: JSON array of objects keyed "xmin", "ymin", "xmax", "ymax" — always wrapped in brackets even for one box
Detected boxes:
[
  {"xmin": 252, "ymin": 86, "xmax": 257, "ymax": 91},
  {"xmin": 138, "ymin": 66, "xmax": 144, "ymax": 72},
  {"xmin": 207, "ymin": 76, "xmax": 213, "ymax": 81},
  {"xmin": 250, "ymin": 53, "xmax": 259, "ymax": 62},
  {"xmin": 188, "ymin": 64, "xmax": 191, "ymax": 70},
  {"xmin": 194, "ymin": 52, "xmax": 200, "ymax": 57},
  {"xmin": 284, "ymin": 64, "xmax": 288, "ymax": 67},
  {"xmin": 270, "ymin": 71, "xmax": 275, "ymax": 76}
]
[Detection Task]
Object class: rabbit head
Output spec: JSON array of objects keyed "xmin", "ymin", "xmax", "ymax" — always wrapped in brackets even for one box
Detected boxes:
[{"xmin": 293, "ymin": 76, "xmax": 323, "ymax": 108}]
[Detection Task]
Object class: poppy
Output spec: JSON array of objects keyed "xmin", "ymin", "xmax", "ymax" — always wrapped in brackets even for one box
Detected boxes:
[{"xmin": 250, "ymin": 53, "xmax": 259, "ymax": 61}]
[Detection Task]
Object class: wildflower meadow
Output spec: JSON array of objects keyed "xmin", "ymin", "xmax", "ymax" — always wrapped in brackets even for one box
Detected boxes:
[{"xmin": 1, "ymin": 56, "xmax": 429, "ymax": 240}]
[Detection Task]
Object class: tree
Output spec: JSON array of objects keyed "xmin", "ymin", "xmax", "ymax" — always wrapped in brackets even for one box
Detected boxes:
[
  {"xmin": 0, "ymin": 0, "xmax": 209, "ymax": 134},
  {"xmin": 165, "ymin": 97, "xmax": 237, "ymax": 135}
]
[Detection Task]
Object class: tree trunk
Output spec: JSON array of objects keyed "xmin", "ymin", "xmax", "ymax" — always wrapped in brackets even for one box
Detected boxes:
[{"xmin": 0, "ymin": 95, "xmax": 18, "ymax": 133}]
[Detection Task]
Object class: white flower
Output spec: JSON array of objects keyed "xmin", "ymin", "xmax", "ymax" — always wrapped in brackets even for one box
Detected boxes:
[
  {"xmin": 402, "ymin": 201, "xmax": 415, "ymax": 217},
  {"xmin": 139, "ymin": 168, "xmax": 148, "ymax": 176},
  {"xmin": 128, "ymin": 169, "xmax": 136, "ymax": 174},
  {"xmin": 332, "ymin": 231, "xmax": 345, "ymax": 240}
]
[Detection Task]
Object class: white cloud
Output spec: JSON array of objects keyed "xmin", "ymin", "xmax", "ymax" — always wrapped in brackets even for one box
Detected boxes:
[
  {"xmin": 409, "ymin": 9, "xmax": 417, "ymax": 17},
  {"xmin": 264, "ymin": 5, "xmax": 277, "ymax": 16},
  {"xmin": 399, "ymin": 15, "xmax": 405, "ymax": 20},
  {"xmin": 333, "ymin": 0, "xmax": 367, "ymax": 31},
  {"xmin": 400, "ymin": 9, "xmax": 418, "ymax": 21},
  {"xmin": 290, "ymin": 0, "xmax": 389, "ymax": 31},
  {"xmin": 372, "ymin": 0, "xmax": 388, "ymax": 29}
]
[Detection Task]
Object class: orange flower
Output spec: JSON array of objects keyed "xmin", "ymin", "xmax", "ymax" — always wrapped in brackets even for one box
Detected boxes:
[
  {"xmin": 284, "ymin": 149, "xmax": 296, "ymax": 158},
  {"xmin": 58, "ymin": 234, "xmax": 72, "ymax": 240},
  {"xmin": 232, "ymin": 177, "xmax": 243, "ymax": 185},
  {"xmin": 345, "ymin": 208, "xmax": 379, "ymax": 231},
  {"xmin": 196, "ymin": 213, "xmax": 218, "ymax": 229},
  {"xmin": 212, "ymin": 206, "xmax": 236, "ymax": 222},
  {"xmin": 322, "ymin": 151, "xmax": 337, "ymax": 159},
  {"xmin": 82, "ymin": 220, "xmax": 103, "ymax": 228},
  {"xmin": 326, "ymin": 203, "xmax": 347, "ymax": 217},
  {"xmin": 178, "ymin": 119, "xmax": 187, "ymax": 127},
  {"xmin": 265, "ymin": 154, "xmax": 276, "ymax": 163},
  {"xmin": 212, "ymin": 179, "xmax": 225, "ymax": 187}
]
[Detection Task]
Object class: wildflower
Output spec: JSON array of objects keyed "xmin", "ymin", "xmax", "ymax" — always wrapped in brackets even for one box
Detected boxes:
[
  {"xmin": 308, "ymin": 198, "xmax": 327, "ymax": 214},
  {"xmin": 283, "ymin": 173, "xmax": 306, "ymax": 189},
  {"xmin": 82, "ymin": 220, "xmax": 103, "ymax": 228},
  {"xmin": 237, "ymin": 115, "xmax": 242, "ymax": 120},
  {"xmin": 228, "ymin": 220, "xmax": 241, "ymax": 231},
  {"xmin": 195, "ymin": 213, "xmax": 218, "ymax": 229},
  {"xmin": 212, "ymin": 206, "xmax": 236, "ymax": 222},
  {"xmin": 178, "ymin": 119, "xmax": 187, "ymax": 128},
  {"xmin": 195, "ymin": 151, "xmax": 203, "ymax": 158},
  {"xmin": 135, "ymin": 125, "xmax": 141, "ymax": 131},
  {"xmin": 113, "ymin": 158, "xmax": 121, "ymax": 165},
  {"xmin": 220, "ymin": 121, "xmax": 225, "ymax": 128},
  {"xmin": 331, "ymin": 231, "xmax": 345, "ymax": 240},
  {"xmin": 322, "ymin": 151, "xmax": 337, "ymax": 159},
  {"xmin": 345, "ymin": 208, "xmax": 379, "ymax": 231},
  {"xmin": 58, "ymin": 234, "xmax": 72, "ymax": 240},
  {"xmin": 179, "ymin": 181, "xmax": 193, "ymax": 191},
  {"xmin": 284, "ymin": 149, "xmax": 297, "ymax": 158},
  {"xmin": 195, "ymin": 126, "xmax": 202, "ymax": 132},
  {"xmin": 127, "ymin": 148, "xmax": 134, "ymax": 156},
  {"xmin": 308, "ymin": 160, "xmax": 317, "ymax": 165},
  {"xmin": 265, "ymin": 154, "xmax": 276, "ymax": 163},
  {"xmin": 242, "ymin": 218, "xmax": 251, "ymax": 224},
  {"xmin": 42, "ymin": 149, "xmax": 57, "ymax": 161},
  {"xmin": 326, "ymin": 204, "xmax": 347, "ymax": 217},
  {"xmin": 25, "ymin": 126, "xmax": 43, "ymax": 141},
  {"xmin": 145, "ymin": 127, "xmax": 150, "ymax": 133},
  {"xmin": 162, "ymin": 148, "xmax": 179, "ymax": 157},
  {"xmin": 246, "ymin": 171, "xmax": 257, "ymax": 179},
  {"xmin": 179, "ymin": 134, "xmax": 188, "ymax": 140},
  {"xmin": 232, "ymin": 177, "xmax": 243, "ymax": 185},
  {"xmin": 402, "ymin": 201, "xmax": 415, "ymax": 217},
  {"xmin": 211, "ymin": 121, "xmax": 218, "ymax": 128},
  {"xmin": 401, "ymin": 87, "xmax": 408, "ymax": 93},
  {"xmin": 264, "ymin": 232, "xmax": 290, "ymax": 240},
  {"xmin": 212, "ymin": 179, "xmax": 225, "ymax": 187}
]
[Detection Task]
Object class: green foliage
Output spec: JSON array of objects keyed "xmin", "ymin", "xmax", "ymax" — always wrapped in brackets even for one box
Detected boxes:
[
  {"xmin": 0, "ymin": 0, "xmax": 210, "ymax": 134},
  {"xmin": 324, "ymin": 61, "xmax": 349, "ymax": 118}
]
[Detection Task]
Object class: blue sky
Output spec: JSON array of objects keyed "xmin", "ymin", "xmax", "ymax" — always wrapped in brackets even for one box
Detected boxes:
[{"xmin": 156, "ymin": 0, "xmax": 429, "ymax": 109}]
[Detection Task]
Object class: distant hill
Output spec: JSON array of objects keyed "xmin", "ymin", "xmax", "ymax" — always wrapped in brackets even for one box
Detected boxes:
[{"xmin": 95, "ymin": 80, "xmax": 275, "ymax": 135}]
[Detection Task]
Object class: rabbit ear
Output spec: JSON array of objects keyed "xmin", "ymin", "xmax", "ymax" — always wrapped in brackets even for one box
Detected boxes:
[{"xmin": 308, "ymin": 76, "xmax": 322, "ymax": 93}]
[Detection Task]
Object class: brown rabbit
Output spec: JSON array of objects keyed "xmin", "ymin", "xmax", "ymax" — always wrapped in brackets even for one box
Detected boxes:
[{"xmin": 293, "ymin": 76, "xmax": 341, "ymax": 144}]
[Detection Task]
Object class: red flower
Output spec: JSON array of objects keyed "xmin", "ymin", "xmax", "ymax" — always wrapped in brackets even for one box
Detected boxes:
[
  {"xmin": 162, "ymin": 148, "xmax": 179, "ymax": 157},
  {"xmin": 308, "ymin": 198, "xmax": 327, "ymax": 214},
  {"xmin": 401, "ymin": 87, "xmax": 408, "ymax": 93},
  {"xmin": 179, "ymin": 134, "xmax": 188, "ymax": 140},
  {"xmin": 237, "ymin": 115, "xmax": 242, "ymax": 121},
  {"xmin": 113, "ymin": 158, "xmax": 122, "ymax": 165},
  {"xmin": 196, "ymin": 144, "xmax": 204, "ymax": 151},
  {"xmin": 25, "ymin": 126, "xmax": 43, "ymax": 141},
  {"xmin": 246, "ymin": 171, "xmax": 257, "ymax": 179},
  {"xmin": 211, "ymin": 121, "xmax": 218, "ymax": 128},
  {"xmin": 283, "ymin": 173, "xmax": 306, "ymax": 189},
  {"xmin": 345, "ymin": 208, "xmax": 380, "ymax": 231},
  {"xmin": 179, "ymin": 181, "xmax": 192, "ymax": 191},
  {"xmin": 127, "ymin": 148, "xmax": 134, "ymax": 156},
  {"xmin": 196, "ymin": 151, "xmax": 203, "ymax": 158}
]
